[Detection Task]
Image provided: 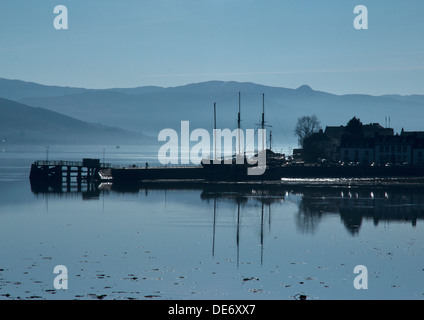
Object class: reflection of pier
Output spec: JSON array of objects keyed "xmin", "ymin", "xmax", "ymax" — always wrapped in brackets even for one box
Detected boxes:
[
  {"xmin": 29, "ymin": 178, "xmax": 424, "ymax": 235},
  {"xmin": 30, "ymin": 179, "xmax": 101, "ymax": 200}
]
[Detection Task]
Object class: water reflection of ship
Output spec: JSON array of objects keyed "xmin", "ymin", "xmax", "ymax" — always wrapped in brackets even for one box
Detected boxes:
[
  {"xmin": 30, "ymin": 179, "xmax": 424, "ymax": 235},
  {"xmin": 199, "ymin": 182, "xmax": 424, "ymax": 234},
  {"xmin": 206, "ymin": 191, "xmax": 273, "ymax": 267}
]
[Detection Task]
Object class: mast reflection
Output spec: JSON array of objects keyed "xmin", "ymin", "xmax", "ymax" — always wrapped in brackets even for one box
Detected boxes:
[{"xmin": 31, "ymin": 180, "xmax": 424, "ymax": 237}]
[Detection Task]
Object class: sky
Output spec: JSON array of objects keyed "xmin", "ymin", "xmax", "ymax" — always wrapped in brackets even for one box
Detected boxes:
[{"xmin": 1, "ymin": 0, "xmax": 424, "ymax": 95}]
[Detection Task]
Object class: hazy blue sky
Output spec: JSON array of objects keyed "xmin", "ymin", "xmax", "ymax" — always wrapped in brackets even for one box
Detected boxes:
[{"xmin": 1, "ymin": 0, "xmax": 424, "ymax": 95}]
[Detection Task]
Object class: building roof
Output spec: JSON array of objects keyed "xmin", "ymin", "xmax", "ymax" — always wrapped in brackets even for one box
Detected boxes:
[{"xmin": 325, "ymin": 123, "xmax": 393, "ymax": 140}]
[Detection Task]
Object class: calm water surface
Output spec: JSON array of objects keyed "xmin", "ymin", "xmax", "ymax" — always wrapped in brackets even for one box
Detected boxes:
[{"xmin": 0, "ymin": 145, "xmax": 423, "ymax": 300}]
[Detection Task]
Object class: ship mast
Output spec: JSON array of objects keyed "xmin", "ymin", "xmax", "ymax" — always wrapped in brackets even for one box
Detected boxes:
[
  {"xmin": 269, "ymin": 130, "xmax": 272, "ymax": 151},
  {"xmin": 214, "ymin": 102, "xmax": 217, "ymax": 162},
  {"xmin": 261, "ymin": 93, "xmax": 265, "ymax": 130},
  {"xmin": 237, "ymin": 92, "xmax": 241, "ymax": 158},
  {"xmin": 259, "ymin": 93, "xmax": 272, "ymax": 151}
]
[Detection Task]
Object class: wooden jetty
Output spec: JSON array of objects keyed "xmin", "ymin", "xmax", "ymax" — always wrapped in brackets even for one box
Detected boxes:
[{"xmin": 29, "ymin": 158, "xmax": 109, "ymax": 190}]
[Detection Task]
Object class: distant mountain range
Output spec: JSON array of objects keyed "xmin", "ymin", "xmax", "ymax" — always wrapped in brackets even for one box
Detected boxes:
[
  {"xmin": 0, "ymin": 97, "xmax": 153, "ymax": 145},
  {"xmin": 1, "ymin": 77, "xmax": 424, "ymax": 148}
]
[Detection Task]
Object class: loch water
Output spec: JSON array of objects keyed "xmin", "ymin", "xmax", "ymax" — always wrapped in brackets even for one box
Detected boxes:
[{"xmin": 0, "ymin": 145, "xmax": 423, "ymax": 300}]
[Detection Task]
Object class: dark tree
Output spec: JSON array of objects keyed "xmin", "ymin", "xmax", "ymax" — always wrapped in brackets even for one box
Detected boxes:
[
  {"xmin": 294, "ymin": 115, "xmax": 322, "ymax": 148},
  {"xmin": 345, "ymin": 117, "xmax": 363, "ymax": 136}
]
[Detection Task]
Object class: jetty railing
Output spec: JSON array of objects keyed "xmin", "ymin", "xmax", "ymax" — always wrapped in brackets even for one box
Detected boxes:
[{"xmin": 34, "ymin": 160, "xmax": 111, "ymax": 168}]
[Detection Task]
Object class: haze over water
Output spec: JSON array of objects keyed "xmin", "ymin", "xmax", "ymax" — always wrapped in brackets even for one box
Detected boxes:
[{"xmin": 0, "ymin": 145, "xmax": 423, "ymax": 300}]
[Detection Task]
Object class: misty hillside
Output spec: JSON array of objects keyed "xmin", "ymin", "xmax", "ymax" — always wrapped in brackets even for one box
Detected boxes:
[
  {"xmin": 0, "ymin": 77, "xmax": 88, "ymax": 100},
  {"xmin": 0, "ymin": 97, "xmax": 153, "ymax": 145},
  {"xmin": 2, "ymin": 78, "xmax": 424, "ymax": 148}
]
